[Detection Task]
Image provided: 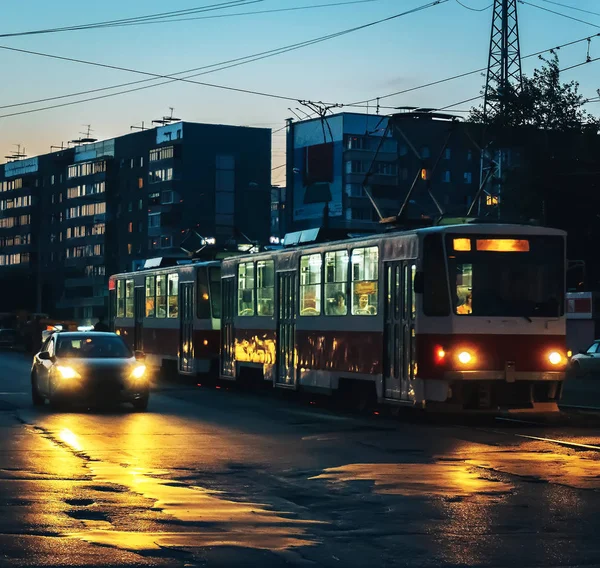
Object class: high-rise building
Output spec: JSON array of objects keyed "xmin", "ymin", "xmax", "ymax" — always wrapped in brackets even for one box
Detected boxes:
[{"xmin": 0, "ymin": 121, "xmax": 271, "ymax": 323}]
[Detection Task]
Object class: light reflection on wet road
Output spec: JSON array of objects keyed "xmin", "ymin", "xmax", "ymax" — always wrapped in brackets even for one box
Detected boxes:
[{"xmin": 1, "ymin": 351, "xmax": 600, "ymax": 567}]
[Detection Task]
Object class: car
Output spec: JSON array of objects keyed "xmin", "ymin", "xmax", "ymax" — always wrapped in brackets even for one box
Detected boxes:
[
  {"xmin": 31, "ymin": 331, "xmax": 150, "ymax": 410},
  {"xmin": 567, "ymin": 340, "xmax": 600, "ymax": 379}
]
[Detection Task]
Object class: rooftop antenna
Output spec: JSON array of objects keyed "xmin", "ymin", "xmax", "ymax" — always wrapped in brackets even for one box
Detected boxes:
[
  {"xmin": 153, "ymin": 107, "xmax": 181, "ymax": 126},
  {"xmin": 50, "ymin": 143, "xmax": 66, "ymax": 151},
  {"xmin": 131, "ymin": 121, "xmax": 147, "ymax": 131},
  {"xmin": 70, "ymin": 124, "xmax": 97, "ymax": 145},
  {"xmin": 4, "ymin": 144, "xmax": 27, "ymax": 161}
]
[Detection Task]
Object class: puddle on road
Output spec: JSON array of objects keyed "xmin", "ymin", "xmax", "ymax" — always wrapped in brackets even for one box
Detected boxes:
[
  {"xmin": 311, "ymin": 462, "xmax": 513, "ymax": 497},
  {"xmin": 52, "ymin": 430, "xmax": 322, "ymax": 552},
  {"xmin": 464, "ymin": 449, "xmax": 600, "ymax": 490}
]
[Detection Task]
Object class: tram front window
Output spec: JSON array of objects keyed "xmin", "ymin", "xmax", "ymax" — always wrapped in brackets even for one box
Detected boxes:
[{"xmin": 447, "ymin": 235, "xmax": 564, "ymax": 318}]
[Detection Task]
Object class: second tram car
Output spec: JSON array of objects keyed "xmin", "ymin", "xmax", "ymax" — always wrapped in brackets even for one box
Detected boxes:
[
  {"xmin": 221, "ymin": 223, "xmax": 567, "ymax": 410},
  {"xmin": 110, "ymin": 261, "xmax": 221, "ymax": 375}
]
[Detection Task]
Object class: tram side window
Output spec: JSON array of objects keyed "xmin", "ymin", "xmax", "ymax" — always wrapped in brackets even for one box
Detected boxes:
[
  {"xmin": 209, "ymin": 267, "xmax": 221, "ymax": 319},
  {"xmin": 156, "ymin": 275, "xmax": 167, "ymax": 318},
  {"xmin": 145, "ymin": 276, "xmax": 155, "ymax": 318},
  {"xmin": 300, "ymin": 254, "xmax": 322, "ymax": 316},
  {"xmin": 197, "ymin": 269, "xmax": 211, "ymax": 319},
  {"xmin": 238, "ymin": 262, "xmax": 255, "ymax": 316},
  {"xmin": 125, "ymin": 279, "xmax": 134, "ymax": 318},
  {"xmin": 325, "ymin": 250, "xmax": 348, "ymax": 316},
  {"xmin": 423, "ymin": 234, "xmax": 451, "ymax": 316},
  {"xmin": 257, "ymin": 260, "xmax": 274, "ymax": 316},
  {"xmin": 116, "ymin": 280, "xmax": 125, "ymax": 318},
  {"xmin": 168, "ymin": 274, "xmax": 179, "ymax": 318},
  {"xmin": 351, "ymin": 247, "xmax": 378, "ymax": 315},
  {"xmin": 455, "ymin": 263, "xmax": 473, "ymax": 315}
]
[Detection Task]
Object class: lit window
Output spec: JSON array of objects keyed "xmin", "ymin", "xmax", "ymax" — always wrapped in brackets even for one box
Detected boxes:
[
  {"xmin": 300, "ymin": 254, "xmax": 322, "ymax": 316},
  {"xmin": 325, "ymin": 250, "xmax": 348, "ymax": 316},
  {"xmin": 145, "ymin": 276, "xmax": 155, "ymax": 318},
  {"xmin": 351, "ymin": 247, "xmax": 378, "ymax": 315},
  {"xmin": 257, "ymin": 260, "xmax": 274, "ymax": 316},
  {"xmin": 486, "ymin": 195, "xmax": 500, "ymax": 206},
  {"xmin": 156, "ymin": 275, "xmax": 167, "ymax": 318},
  {"xmin": 238, "ymin": 262, "xmax": 255, "ymax": 316},
  {"xmin": 168, "ymin": 274, "xmax": 178, "ymax": 318},
  {"xmin": 125, "ymin": 279, "xmax": 134, "ymax": 318}
]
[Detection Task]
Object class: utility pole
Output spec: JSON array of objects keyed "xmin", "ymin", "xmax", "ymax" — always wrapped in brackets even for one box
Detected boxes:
[{"xmin": 480, "ymin": 0, "xmax": 523, "ymax": 218}]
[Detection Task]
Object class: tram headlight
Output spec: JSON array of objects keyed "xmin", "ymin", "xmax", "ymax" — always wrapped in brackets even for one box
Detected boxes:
[
  {"xmin": 457, "ymin": 351, "xmax": 473, "ymax": 365},
  {"xmin": 548, "ymin": 351, "xmax": 563, "ymax": 365}
]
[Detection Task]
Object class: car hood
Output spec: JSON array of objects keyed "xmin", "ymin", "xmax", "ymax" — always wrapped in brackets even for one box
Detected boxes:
[{"xmin": 56, "ymin": 357, "xmax": 138, "ymax": 373}]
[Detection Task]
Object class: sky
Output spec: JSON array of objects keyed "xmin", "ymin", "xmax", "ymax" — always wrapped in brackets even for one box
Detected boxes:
[{"xmin": 0, "ymin": 0, "xmax": 598, "ymax": 186}]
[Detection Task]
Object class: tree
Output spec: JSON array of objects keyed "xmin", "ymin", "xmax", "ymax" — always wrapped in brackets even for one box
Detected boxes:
[
  {"xmin": 470, "ymin": 53, "xmax": 600, "ymax": 132},
  {"xmin": 469, "ymin": 54, "xmax": 600, "ymax": 290}
]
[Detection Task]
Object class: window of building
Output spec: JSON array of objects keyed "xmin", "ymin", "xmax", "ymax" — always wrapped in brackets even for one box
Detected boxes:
[
  {"xmin": 125, "ymin": 279, "xmax": 134, "ymax": 318},
  {"xmin": 464, "ymin": 172, "xmax": 472, "ymax": 184},
  {"xmin": 442, "ymin": 171, "xmax": 451, "ymax": 183},
  {"xmin": 375, "ymin": 162, "xmax": 398, "ymax": 176},
  {"xmin": 346, "ymin": 136, "xmax": 367, "ymax": 150},
  {"xmin": 128, "ymin": 222, "xmax": 133, "ymax": 233},
  {"xmin": 421, "ymin": 147, "xmax": 431, "ymax": 159},
  {"xmin": 238, "ymin": 262, "xmax": 255, "ymax": 316},
  {"xmin": 345, "ymin": 160, "xmax": 365, "ymax": 174},
  {"xmin": 138, "ymin": 199, "xmax": 143, "ymax": 210},
  {"xmin": 148, "ymin": 213, "xmax": 161, "ymax": 228},
  {"xmin": 140, "ymin": 157, "xmax": 144, "ymax": 168},
  {"xmin": 149, "ymin": 146, "xmax": 174, "ymax": 162},
  {"xmin": 138, "ymin": 178, "xmax": 144, "ymax": 189},
  {"xmin": 127, "ymin": 243, "xmax": 133, "ymax": 255},
  {"xmin": 161, "ymin": 190, "xmax": 174, "ymax": 204},
  {"xmin": 145, "ymin": 276, "xmax": 155, "ymax": 318},
  {"xmin": 399, "ymin": 144, "xmax": 408, "ymax": 157},
  {"xmin": 351, "ymin": 247, "xmax": 378, "ymax": 315},
  {"xmin": 167, "ymin": 273, "xmax": 178, "ymax": 318},
  {"xmin": 467, "ymin": 149, "xmax": 473, "ymax": 161},
  {"xmin": 486, "ymin": 195, "xmax": 500, "ymax": 206},
  {"xmin": 156, "ymin": 275, "xmax": 167, "ymax": 318},
  {"xmin": 257, "ymin": 260, "xmax": 274, "ymax": 316},
  {"xmin": 300, "ymin": 254, "xmax": 322, "ymax": 316},
  {"xmin": 444, "ymin": 148, "xmax": 452, "ymax": 159},
  {"xmin": 345, "ymin": 183, "xmax": 364, "ymax": 197},
  {"xmin": 325, "ymin": 250, "xmax": 348, "ymax": 316},
  {"xmin": 161, "ymin": 236, "xmax": 172, "ymax": 248}
]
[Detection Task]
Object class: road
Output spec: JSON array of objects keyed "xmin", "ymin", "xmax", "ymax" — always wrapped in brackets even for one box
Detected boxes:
[{"xmin": 1, "ymin": 351, "xmax": 600, "ymax": 567}]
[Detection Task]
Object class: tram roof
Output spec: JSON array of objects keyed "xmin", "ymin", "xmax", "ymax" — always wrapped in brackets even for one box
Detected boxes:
[
  {"xmin": 223, "ymin": 222, "xmax": 566, "ymax": 264},
  {"xmin": 110, "ymin": 258, "xmax": 220, "ymax": 279}
]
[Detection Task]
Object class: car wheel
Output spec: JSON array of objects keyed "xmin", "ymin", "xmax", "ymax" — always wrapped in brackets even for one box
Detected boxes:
[
  {"xmin": 31, "ymin": 373, "xmax": 45, "ymax": 406},
  {"xmin": 132, "ymin": 396, "xmax": 149, "ymax": 411}
]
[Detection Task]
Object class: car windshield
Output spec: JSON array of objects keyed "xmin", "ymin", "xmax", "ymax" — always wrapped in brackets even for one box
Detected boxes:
[{"xmin": 56, "ymin": 335, "xmax": 132, "ymax": 359}]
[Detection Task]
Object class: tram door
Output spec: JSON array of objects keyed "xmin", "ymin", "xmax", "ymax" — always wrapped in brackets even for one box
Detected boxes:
[
  {"xmin": 134, "ymin": 287, "xmax": 145, "ymax": 351},
  {"xmin": 383, "ymin": 261, "xmax": 416, "ymax": 400},
  {"xmin": 276, "ymin": 271, "xmax": 297, "ymax": 387},
  {"xmin": 220, "ymin": 277, "xmax": 235, "ymax": 378},
  {"xmin": 178, "ymin": 282, "xmax": 194, "ymax": 374}
]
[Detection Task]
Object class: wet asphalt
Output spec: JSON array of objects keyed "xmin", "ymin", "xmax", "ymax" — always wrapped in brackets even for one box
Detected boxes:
[{"xmin": 0, "ymin": 350, "xmax": 600, "ymax": 567}]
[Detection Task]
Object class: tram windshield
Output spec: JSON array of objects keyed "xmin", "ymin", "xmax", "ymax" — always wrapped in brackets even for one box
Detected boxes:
[{"xmin": 446, "ymin": 235, "xmax": 564, "ymax": 318}]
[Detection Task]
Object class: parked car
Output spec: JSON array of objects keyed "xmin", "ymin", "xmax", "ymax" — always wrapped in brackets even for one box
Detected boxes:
[{"xmin": 567, "ymin": 340, "xmax": 600, "ymax": 378}]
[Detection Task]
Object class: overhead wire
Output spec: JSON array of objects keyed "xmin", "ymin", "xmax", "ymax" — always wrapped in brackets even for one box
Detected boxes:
[
  {"xmin": 0, "ymin": 0, "xmax": 449, "ymax": 119},
  {"xmin": 535, "ymin": 0, "xmax": 600, "ymax": 19},
  {"xmin": 519, "ymin": 1, "xmax": 600, "ymax": 29},
  {"xmin": 455, "ymin": 0, "xmax": 492, "ymax": 12},
  {"xmin": 0, "ymin": 1, "xmax": 263, "ymax": 39}
]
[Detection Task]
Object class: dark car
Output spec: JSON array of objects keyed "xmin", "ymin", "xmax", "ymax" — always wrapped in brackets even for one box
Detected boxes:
[{"xmin": 31, "ymin": 332, "xmax": 149, "ymax": 410}]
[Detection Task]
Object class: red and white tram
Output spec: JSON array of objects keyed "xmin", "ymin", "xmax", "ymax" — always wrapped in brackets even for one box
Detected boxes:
[
  {"xmin": 220, "ymin": 223, "xmax": 567, "ymax": 410},
  {"xmin": 109, "ymin": 261, "xmax": 221, "ymax": 375}
]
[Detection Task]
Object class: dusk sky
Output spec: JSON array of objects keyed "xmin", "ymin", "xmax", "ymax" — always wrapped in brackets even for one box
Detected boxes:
[{"xmin": 0, "ymin": 0, "xmax": 598, "ymax": 185}]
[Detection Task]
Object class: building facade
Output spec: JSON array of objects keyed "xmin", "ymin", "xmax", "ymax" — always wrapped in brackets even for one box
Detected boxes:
[
  {"xmin": 0, "ymin": 121, "xmax": 271, "ymax": 323},
  {"xmin": 285, "ymin": 112, "xmax": 487, "ymax": 234}
]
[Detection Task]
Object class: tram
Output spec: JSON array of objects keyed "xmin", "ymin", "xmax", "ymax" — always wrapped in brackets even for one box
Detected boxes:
[
  {"xmin": 221, "ymin": 223, "xmax": 567, "ymax": 410},
  {"xmin": 109, "ymin": 260, "xmax": 221, "ymax": 375}
]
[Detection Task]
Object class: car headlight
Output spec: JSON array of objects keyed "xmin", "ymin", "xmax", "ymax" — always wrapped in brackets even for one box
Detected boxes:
[
  {"xmin": 56, "ymin": 366, "xmax": 81, "ymax": 380},
  {"xmin": 130, "ymin": 365, "xmax": 146, "ymax": 380}
]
